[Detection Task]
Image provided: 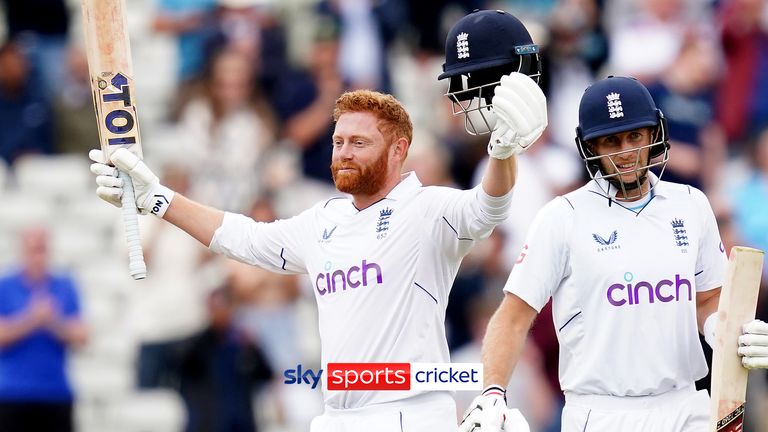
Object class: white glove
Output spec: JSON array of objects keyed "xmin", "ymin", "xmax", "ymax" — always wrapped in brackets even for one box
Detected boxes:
[
  {"xmin": 459, "ymin": 385, "xmax": 530, "ymax": 432},
  {"xmin": 89, "ymin": 148, "xmax": 175, "ymax": 218},
  {"xmin": 738, "ymin": 319, "xmax": 768, "ymax": 369},
  {"xmin": 488, "ymin": 72, "xmax": 548, "ymax": 160}
]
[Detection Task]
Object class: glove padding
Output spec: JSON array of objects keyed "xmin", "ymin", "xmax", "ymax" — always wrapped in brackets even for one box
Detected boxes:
[
  {"xmin": 488, "ymin": 72, "xmax": 547, "ymax": 160},
  {"xmin": 738, "ymin": 319, "xmax": 768, "ymax": 369},
  {"xmin": 459, "ymin": 387, "xmax": 530, "ymax": 432},
  {"xmin": 89, "ymin": 148, "xmax": 174, "ymax": 217}
]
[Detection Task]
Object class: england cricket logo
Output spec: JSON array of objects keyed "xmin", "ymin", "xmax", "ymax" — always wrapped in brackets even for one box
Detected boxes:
[
  {"xmin": 376, "ymin": 208, "xmax": 393, "ymax": 240},
  {"xmin": 457, "ymin": 32, "xmax": 469, "ymax": 59},
  {"xmin": 607, "ymin": 92, "xmax": 624, "ymax": 119},
  {"xmin": 671, "ymin": 218, "xmax": 689, "ymax": 252}
]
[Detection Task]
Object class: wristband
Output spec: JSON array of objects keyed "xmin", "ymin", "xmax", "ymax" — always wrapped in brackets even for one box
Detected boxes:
[
  {"xmin": 482, "ymin": 384, "xmax": 507, "ymax": 403},
  {"xmin": 148, "ymin": 185, "xmax": 175, "ymax": 218}
]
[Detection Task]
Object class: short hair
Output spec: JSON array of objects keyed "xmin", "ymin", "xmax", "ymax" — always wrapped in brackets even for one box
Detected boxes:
[{"xmin": 333, "ymin": 90, "xmax": 413, "ymax": 146}]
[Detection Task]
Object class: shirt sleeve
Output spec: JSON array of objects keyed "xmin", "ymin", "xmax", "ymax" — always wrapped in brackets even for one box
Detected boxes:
[
  {"xmin": 209, "ymin": 209, "xmax": 313, "ymax": 275},
  {"xmin": 693, "ymin": 189, "xmax": 727, "ymax": 292},
  {"xmin": 429, "ymin": 185, "xmax": 513, "ymax": 257},
  {"xmin": 503, "ymin": 198, "xmax": 572, "ymax": 312}
]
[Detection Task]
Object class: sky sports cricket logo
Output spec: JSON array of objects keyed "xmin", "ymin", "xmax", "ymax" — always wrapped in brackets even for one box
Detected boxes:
[{"xmin": 283, "ymin": 363, "xmax": 482, "ymax": 391}]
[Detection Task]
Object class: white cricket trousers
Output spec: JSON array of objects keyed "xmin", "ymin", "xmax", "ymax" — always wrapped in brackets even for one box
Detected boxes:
[
  {"xmin": 310, "ymin": 392, "xmax": 458, "ymax": 432},
  {"xmin": 561, "ymin": 384, "xmax": 709, "ymax": 432}
]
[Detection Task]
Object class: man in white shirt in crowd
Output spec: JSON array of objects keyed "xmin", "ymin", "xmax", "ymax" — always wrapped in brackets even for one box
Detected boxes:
[{"xmin": 459, "ymin": 76, "xmax": 768, "ymax": 432}]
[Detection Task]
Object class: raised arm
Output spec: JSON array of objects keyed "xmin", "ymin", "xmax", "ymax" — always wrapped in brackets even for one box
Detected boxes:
[
  {"xmin": 90, "ymin": 148, "xmax": 224, "ymax": 247},
  {"xmin": 480, "ymin": 72, "xmax": 547, "ymax": 197},
  {"xmin": 163, "ymin": 194, "xmax": 224, "ymax": 247}
]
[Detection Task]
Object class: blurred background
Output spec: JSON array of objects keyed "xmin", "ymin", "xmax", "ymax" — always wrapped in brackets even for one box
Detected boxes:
[{"xmin": 0, "ymin": 0, "xmax": 768, "ymax": 431}]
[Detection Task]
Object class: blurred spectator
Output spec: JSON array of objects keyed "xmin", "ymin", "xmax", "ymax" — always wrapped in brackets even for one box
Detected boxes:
[
  {"xmin": 173, "ymin": 287, "xmax": 273, "ymax": 432},
  {"xmin": 52, "ymin": 45, "xmax": 99, "ymax": 156},
  {"xmin": 152, "ymin": 0, "xmax": 218, "ymax": 84},
  {"xmin": 442, "ymin": 111, "xmax": 490, "ymax": 189},
  {"xmin": 0, "ymin": 0, "xmax": 69, "ymax": 98},
  {"xmin": 208, "ymin": 0, "xmax": 288, "ymax": 84},
  {"xmin": 0, "ymin": 226, "xmax": 87, "ymax": 432},
  {"xmin": 543, "ymin": 0, "xmax": 607, "ymax": 149},
  {"xmin": 403, "ymin": 0, "xmax": 475, "ymax": 57},
  {"xmin": 730, "ymin": 127, "xmax": 768, "ymax": 278},
  {"xmin": 646, "ymin": 33, "xmax": 725, "ymax": 191},
  {"xmin": 270, "ymin": 18, "xmax": 346, "ymax": 184},
  {"xmin": 126, "ymin": 165, "xmax": 216, "ymax": 390},
  {"xmin": 316, "ymin": 0, "xmax": 406, "ymax": 92},
  {"xmin": 447, "ymin": 228, "xmax": 507, "ymax": 349},
  {"xmin": 716, "ymin": 0, "xmax": 768, "ymax": 144},
  {"xmin": 0, "ymin": 40, "xmax": 53, "ymax": 166},
  {"xmin": 227, "ymin": 196, "xmax": 301, "ymax": 372},
  {"xmin": 605, "ymin": 0, "xmax": 695, "ymax": 82},
  {"xmin": 173, "ymin": 47, "xmax": 277, "ymax": 212},
  {"xmin": 402, "ymin": 130, "xmax": 456, "ymax": 187}
]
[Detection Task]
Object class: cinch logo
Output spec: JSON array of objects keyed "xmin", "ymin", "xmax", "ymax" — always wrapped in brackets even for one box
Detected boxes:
[
  {"xmin": 315, "ymin": 260, "xmax": 383, "ymax": 296},
  {"xmin": 283, "ymin": 363, "xmax": 482, "ymax": 391},
  {"xmin": 607, "ymin": 272, "xmax": 692, "ymax": 307}
]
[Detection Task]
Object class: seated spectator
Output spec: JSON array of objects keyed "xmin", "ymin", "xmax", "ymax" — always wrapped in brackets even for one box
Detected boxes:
[
  {"xmin": 0, "ymin": 40, "xmax": 53, "ymax": 166},
  {"xmin": 173, "ymin": 47, "xmax": 277, "ymax": 212},
  {"xmin": 52, "ymin": 45, "xmax": 99, "ymax": 156},
  {"xmin": 172, "ymin": 287, "xmax": 273, "ymax": 432}
]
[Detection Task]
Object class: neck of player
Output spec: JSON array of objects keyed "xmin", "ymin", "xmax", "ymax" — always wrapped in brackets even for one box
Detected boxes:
[{"xmin": 352, "ymin": 175, "xmax": 404, "ymax": 210}]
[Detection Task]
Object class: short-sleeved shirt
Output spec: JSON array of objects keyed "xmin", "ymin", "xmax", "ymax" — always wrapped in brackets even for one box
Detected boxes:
[
  {"xmin": 210, "ymin": 172, "xmax": 509, "ymax": 408},
  {"xmin": 505, "ymin": 175, "xmax": 727, "ymax": 396},
  {"xmin": 0, "ymin": 270, "xmax": 81, "ymax": 402}
]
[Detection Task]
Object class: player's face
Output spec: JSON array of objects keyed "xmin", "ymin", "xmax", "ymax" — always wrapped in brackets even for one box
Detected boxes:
[
  {"xmin": 591, "ymin": 127, "xmax": 653, "ymax": 199},
  {"xmin": 331, "ymin": 112, "xmax": 391, "ymax": 196}
]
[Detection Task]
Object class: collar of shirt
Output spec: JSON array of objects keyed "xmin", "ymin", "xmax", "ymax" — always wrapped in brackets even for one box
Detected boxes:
[
  {"xmin": 384, "ymin": 171, "xmax": 422, "ymax": 201},
  {"xmin": 588, "ymin": 171, "xmax": 669, "ymax": 201}
]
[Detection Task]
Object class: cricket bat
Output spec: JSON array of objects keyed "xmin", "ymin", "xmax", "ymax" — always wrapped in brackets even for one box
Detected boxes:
[
  {"xmin": 709, "ymin": 246, "xmax": 765, "ymax": 431},
  {"xmin": 81, "ymin": 0, "xmax": 147, "ymax": 280}
]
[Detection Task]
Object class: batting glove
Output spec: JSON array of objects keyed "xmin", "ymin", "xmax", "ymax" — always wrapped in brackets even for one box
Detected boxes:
[
  {"xmin": 738, "ymin": 319, "xmax": 768, "ymax": 369},
  {"xmin": 487, "ymin": 72, "xmax": 547, "ymax": 160},
  {"xmin": 459, "ymin": 385, "xmax": 530, "ymax": 432},
  {"xmin": 89, "ymin": 148, "xmax": 175, "ymax": 218}
]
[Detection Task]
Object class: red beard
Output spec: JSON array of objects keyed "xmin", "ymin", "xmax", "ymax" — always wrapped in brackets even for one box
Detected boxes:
[{"xmin": 331, "ymin": 148, "xmax": 389, "ymax": 196}]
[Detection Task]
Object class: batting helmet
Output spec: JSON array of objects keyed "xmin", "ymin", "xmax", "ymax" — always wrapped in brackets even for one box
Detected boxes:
[
  {"xmin": 439, "ymin": 9, "xmax": 541, "ymax": 135},
  {"xmin": 575, "ymin": 76, "xmax": 670, "ymax": 198}
]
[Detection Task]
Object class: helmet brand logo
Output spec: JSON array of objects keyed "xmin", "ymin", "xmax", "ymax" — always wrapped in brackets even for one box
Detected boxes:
[
  {"xmin": 606, "ymin": 92, "xmax": 623, "ymax": 119},
  {"xmin": 457, "ymin": 32, "xmax": 469, "ymax": 59}
]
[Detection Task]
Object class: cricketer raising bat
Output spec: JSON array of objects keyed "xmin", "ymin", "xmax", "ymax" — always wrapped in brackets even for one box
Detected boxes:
[
  {"xmin": 81, "ymin": 0, "xmax": 147, "ymax": 280},
  {"xmin": 709, "ymin": 246, "xmax": 765, "ymax": 432}
]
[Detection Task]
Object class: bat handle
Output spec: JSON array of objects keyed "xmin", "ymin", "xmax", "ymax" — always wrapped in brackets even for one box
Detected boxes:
[{"xmin": 118, "ymin": 169, "xmax": 147, "ymax": 280}]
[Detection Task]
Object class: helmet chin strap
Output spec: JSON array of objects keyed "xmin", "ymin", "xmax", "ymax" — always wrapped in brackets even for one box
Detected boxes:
[{"xmin": 607, "ymin": 171, "xmax": 649, "ymax": 199}]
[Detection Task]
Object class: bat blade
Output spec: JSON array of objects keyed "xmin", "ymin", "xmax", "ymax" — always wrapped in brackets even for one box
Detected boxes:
[
  {"xmin": 709, "ymin": 246, "xmax": 765, "ymax": 432},
  {"xmin": 81, "ymin": 0, "xmax": 146, "ymax": 280}
]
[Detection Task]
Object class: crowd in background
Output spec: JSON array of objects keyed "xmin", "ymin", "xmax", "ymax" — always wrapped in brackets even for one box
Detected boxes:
[{"xmin": 1, "ymin": 0, "xmax": 768, "ymax": 431}]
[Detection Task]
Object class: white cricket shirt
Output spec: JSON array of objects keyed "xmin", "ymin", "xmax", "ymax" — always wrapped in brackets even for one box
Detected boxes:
[
  {"xmin": 505, "ymin": 174, "xmax": 727, "ymax": 396},
  {"xmin": 210, "ymin": 172, "xmax": 510, "ymax": 408}
]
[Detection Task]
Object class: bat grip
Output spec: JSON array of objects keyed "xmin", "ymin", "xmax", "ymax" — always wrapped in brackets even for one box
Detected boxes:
[{"xmin": 118, "ymin": 169, "xmax": 147, "ymax": 280}]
